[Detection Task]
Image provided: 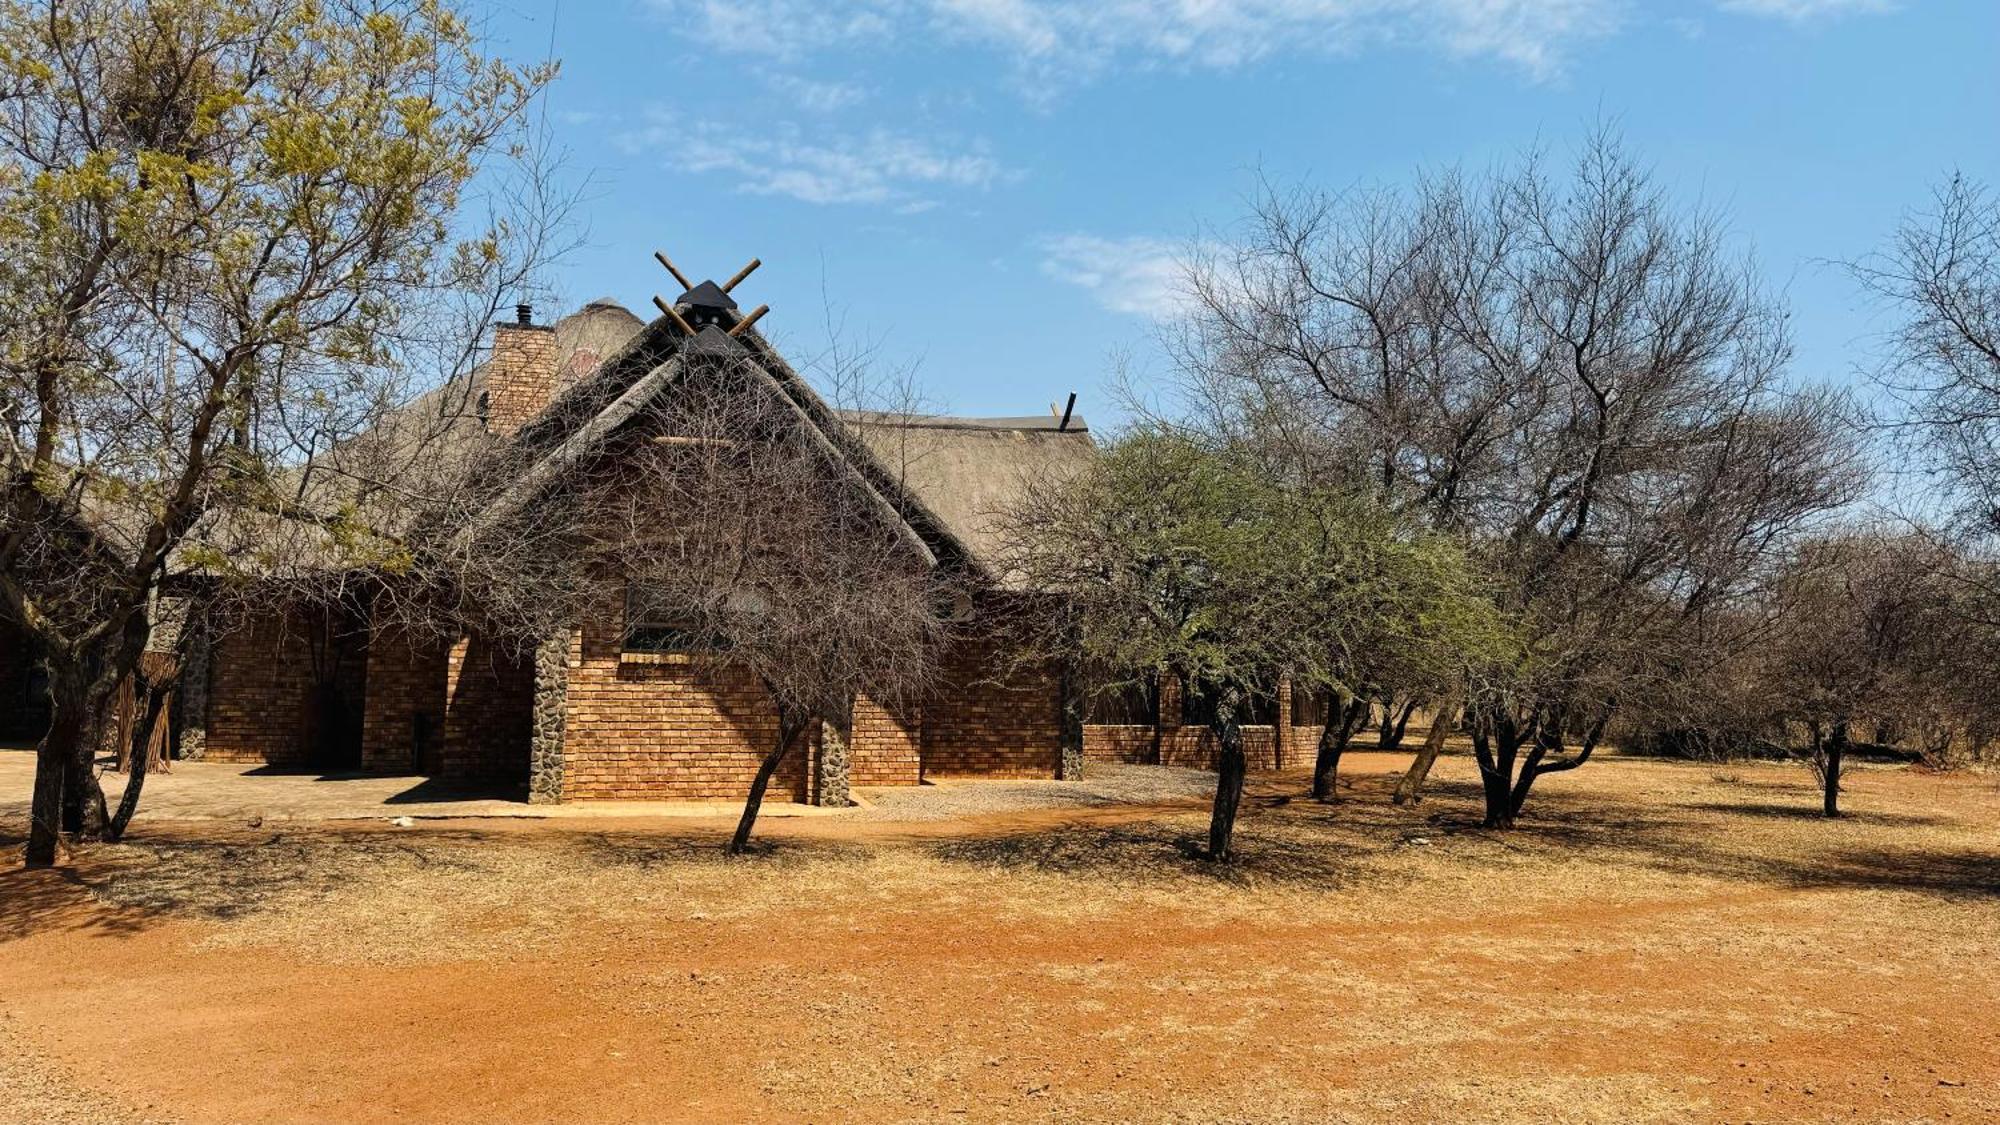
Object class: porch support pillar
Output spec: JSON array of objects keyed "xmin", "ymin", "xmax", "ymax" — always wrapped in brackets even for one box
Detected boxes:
[
  {"xmin": 175, "ymin": 616, "xmax": 211, "ymax": 761},
  {"xmin": 812, "ymin": 695, "xmax": 853, "ymax": 807},
  {"xmin": 1056, "ymin": 656, "xmax": 1086, "ymax": 781},
  {"xmin": 528, "ymin": 627, "xmax": 571, "ymax": 804},
  {"xmin": 1275, "ymin": 673, "xmax": 1293, "ymax": 770}
]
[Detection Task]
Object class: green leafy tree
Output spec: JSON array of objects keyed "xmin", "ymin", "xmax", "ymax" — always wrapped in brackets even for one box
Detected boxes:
[
  {"xmin": 1291, "ymin": 497, "xmax": 1507, "ymax": 801},
  {"xmin": 1004, "ymin": 432, "xmax": 1332, "ymax": 860},
  {"xmin": 0, "ymin": 0, "xmax": 554, "ymax": 867}
]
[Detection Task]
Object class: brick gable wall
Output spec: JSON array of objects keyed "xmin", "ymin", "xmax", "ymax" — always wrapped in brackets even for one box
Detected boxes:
[{"xmin": 559, "ymin": 594, "xmax": 807, "ymax": 802}]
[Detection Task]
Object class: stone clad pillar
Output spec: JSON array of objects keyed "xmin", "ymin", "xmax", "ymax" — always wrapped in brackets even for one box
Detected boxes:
[
  {"xmin": 528, "ymin": 627, "xmax": 571, "ymax": 804},
  {"xmin": 175, "ymin": 617, "xmax": 211, "ymax": 761},
  {"xmin": 812, "ymin": 696, "xmax": 853, "ymax": 807},
  {"xmin": 1056, "ymin": 656, "xmax": 1086, "ymax": 781}
]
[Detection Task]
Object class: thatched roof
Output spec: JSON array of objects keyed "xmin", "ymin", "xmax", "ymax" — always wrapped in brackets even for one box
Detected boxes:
[
  {"xmin": 170, "ymin": 291, "xmax": 1096, "ymax": 587},
  {"xmin": 843, "ymin": 412, "xmax": 1097, "ymax": 577}
]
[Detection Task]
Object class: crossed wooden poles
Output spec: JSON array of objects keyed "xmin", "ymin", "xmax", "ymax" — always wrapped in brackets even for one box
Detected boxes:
[{"xmin": 649, "ymin": 250, "xmax": 768, "ymax": 339}]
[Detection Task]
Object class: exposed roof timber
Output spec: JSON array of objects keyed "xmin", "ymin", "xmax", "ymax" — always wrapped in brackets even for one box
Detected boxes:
[
  {"xmin": 722, "ymin": 258, "xmax": 761, "ymax": 292},
  {"xmin": 650, "ymin": 294, "xmax": 697, "ymax": 336},
  {"xmin": 653, "ymin": 250, "xmax": 693, "ymax": 290}
]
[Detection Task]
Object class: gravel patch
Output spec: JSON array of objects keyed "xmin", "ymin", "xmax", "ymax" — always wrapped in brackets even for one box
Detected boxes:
[
  {"xmin": 848, "ymin": 762, "xmax": 1215, "ymax": 821},
  {"xmin": 0, "ymin": 1012, "xmax": 175, "ymax": 1125}
]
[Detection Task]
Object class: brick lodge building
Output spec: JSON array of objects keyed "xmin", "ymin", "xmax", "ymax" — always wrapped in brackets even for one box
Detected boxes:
[{"xmin": 1, "ymin": 275, "xmax": 1325, "ymax": 803}]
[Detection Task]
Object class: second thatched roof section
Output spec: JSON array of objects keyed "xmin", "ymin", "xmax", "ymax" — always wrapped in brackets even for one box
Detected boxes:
[{"xmin": 842, "ymin": 411, "xmax": 1097, "ymax": 582}]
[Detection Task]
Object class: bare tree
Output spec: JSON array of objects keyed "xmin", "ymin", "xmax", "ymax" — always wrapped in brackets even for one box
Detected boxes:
[
  {"xmin": 0, "ymin": 0, "xmax": 557, "ymax": 866},
  {"xmin": 1854, "ymin": 174, "xmax": 2000, "ymax": 536},
  {"xmin": 1167, "ymin": 129, "xmax": 1861, "ymax": 826},
  {"xmin": 1757, "ymin": 533, "xmax": 1996, "ymax": 814}
]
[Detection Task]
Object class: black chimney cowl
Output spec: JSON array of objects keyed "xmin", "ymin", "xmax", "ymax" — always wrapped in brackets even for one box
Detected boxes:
[{"xmin": 515, "ymin": 303, "xmax": 533, "ymax": 325}]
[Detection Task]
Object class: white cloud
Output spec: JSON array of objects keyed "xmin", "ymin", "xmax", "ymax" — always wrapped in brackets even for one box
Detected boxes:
[
  {"xmin": 655, "ymin": 0, "xmax": 1621, "ymax": 84},
  {"xmin": 623, "ymin": 116, "xmax": 1010, "ymax": 207},
  {"xmin": 1040, "ymin": 234, "xmax": 1191, "ymax": 318},
  {"xmin": 1715, "ymin": 0, "xmax": 1894, "ymax": 19},
  {"xmin": 648, "ymin": 0, "xmax": 901, "ymax": 59},
  {"xmin": 765, "ymin": 74, "xmax": 870, "ymax": 113}
]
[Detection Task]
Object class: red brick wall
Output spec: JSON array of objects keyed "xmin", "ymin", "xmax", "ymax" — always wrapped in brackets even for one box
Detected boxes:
[
  {"xmin": 360, "ymin": 622, "xmax": 449, "ymax": 774},
  {"xmin": 1087, "ymin": 676, "xmax": 1316, "ymax": 771},
  {"xmin": 1156, "ymin": 725, "xmax": 1318, "ymax": 770},
  {"xmin": 850, "ymin": 694, "xmax": 922, "ymax": 786},
  {"xmin": 1083, "ymin": 723, "xmax": 1155, "ymax": 763},
  {"xmin": 204, "ymin": 605, "xmax": 367, "ymax": 767},
  {"xmin": 559, "ymin": 596, "xmax": 805, "ymax": 802},
  {"xmin": 440, "ymin": 633, "xmax": 532, "ymax": 783},
  {"xmin": 920, "ymin": 625, "xmax": 1061, "ymax": 780},
  {"xmin": 484, "ymin": 322, "xmax": 558, "ymax": 437}
]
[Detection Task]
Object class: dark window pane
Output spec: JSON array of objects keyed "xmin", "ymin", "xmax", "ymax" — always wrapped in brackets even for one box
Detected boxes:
[{"xmin": 1085, "ymin": 676, "xmax": 1156, "ymax": 725}]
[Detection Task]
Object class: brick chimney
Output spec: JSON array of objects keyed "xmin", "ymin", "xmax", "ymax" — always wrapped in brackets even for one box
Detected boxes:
[{"xmin": 483, "ymin": 303, "xmax": 558, "ymax": 437}]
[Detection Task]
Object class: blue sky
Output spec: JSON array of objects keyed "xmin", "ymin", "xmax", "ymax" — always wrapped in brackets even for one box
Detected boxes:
[{"xmin": 479, "ymin": 0, "xmax": 1998, "ymax": 426}]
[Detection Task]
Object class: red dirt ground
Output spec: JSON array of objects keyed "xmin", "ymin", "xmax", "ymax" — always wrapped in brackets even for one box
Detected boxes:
[{"xmin": 3, "ymin": 750, "xmax": 1998, "ymax": 1123}]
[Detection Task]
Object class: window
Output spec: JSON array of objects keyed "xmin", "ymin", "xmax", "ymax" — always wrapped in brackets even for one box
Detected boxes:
[{"xmin": 623, "ymin": 586, "xmax": 725, "ymax": 655}]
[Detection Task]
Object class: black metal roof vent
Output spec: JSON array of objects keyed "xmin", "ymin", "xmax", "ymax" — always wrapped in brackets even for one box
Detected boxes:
[{"xmin": 675, "ymin": 280, "xmax": 738, "ymax": 322}]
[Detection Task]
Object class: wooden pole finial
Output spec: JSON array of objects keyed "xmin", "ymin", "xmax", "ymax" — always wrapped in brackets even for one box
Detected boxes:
[
  {"xmin": 722, "ymin": 258, "xmax": 762, "ymax": 292},
  {"xmin": 728, "ymin": 305, "xmax": 769, "ymax": 337},
  {"xmin": 651, "ymin": 294, "xmax": 698, "ymax": 336},
  {"xmin": 653, "ymin": 250, "xmax": 694, "ymax": 290}
]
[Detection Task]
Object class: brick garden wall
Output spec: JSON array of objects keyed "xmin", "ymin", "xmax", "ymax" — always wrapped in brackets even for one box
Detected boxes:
[
  {"xmin": 1083, "ymin": 672, "xmax": 1319, "ymax": 772},
  {"xmin": 559, "ymin": 595, "xmax": 806, "ymax": 801}
]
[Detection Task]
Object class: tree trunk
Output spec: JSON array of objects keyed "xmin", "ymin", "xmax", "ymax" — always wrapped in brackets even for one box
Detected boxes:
[
  {"xmin": 1206, "ymin": 726, "xmax": 1248, "ymax": 862},
  {"xmin": 25, "ymin": 716, "xmax": 75, "ymax": 867},
  {"xmin": 1205, "ymin": 689, "xmax": 1249, "ymax": 861},
  {"xmin": 1378, "ymin": 698, "xmax": 1418, "ymax": 751},
  {"xmin": 106, "ymin": 678, "xmax": 168, "ymax": 842},
  {"xmin": 1823, "ymin": 721, "xmax": 1846, "ymax": 818},
  {"xmin": 1310, "ymin": 696, "xmax": 1368, "ymax": 801},
  {"xmin": 729, "ymin": 712, "xmax": 810, "ymax": 856},
  {"xmin": 1392, "ymin": 697, "xmax": 1458, "ymax": 806},
  {"xmin": 1470, "ymin": 709, "xmax": 1531, "ymax": 829}
]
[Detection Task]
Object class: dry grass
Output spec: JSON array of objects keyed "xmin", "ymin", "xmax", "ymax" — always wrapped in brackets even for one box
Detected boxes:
[{"xmin": 3, "ymin": 751, "xmax": 1998, "ymax": 1123}]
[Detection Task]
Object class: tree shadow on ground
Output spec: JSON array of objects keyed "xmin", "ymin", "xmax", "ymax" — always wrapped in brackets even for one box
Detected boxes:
[
  {"xmin": 920, "ymin": 767, "xmax": 2000, "ymax": 902},
  {"xmin": 1684, "ymin": 801, "xmax": 1951, "ymax": 828},
  {"xmin": 380, "ymin": 777, "xmax": 529, "ymax": 804},
  {"xmin": 0, "ymin": 834, "xmax": 164, "ymax": 943}
]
